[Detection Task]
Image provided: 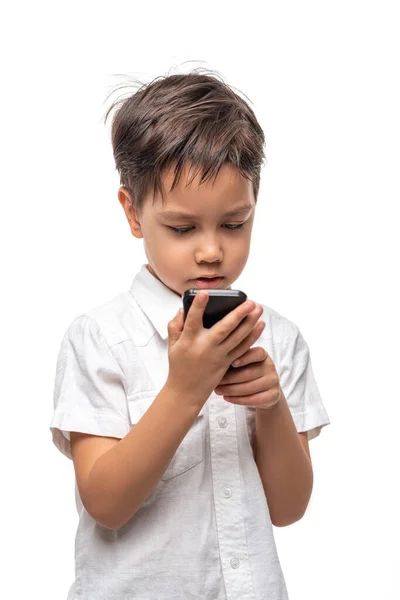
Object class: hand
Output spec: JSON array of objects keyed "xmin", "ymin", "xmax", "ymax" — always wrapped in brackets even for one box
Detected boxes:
[
  {"xmin": 166, "ymin": 292, "xmax": 265, "ymax": 407},
  {"xmin": 214, "ymin": 344, "xmax": 282, "ymax": 410}
]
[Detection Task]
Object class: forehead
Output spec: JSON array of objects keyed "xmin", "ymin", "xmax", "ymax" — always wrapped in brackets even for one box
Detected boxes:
[{"xmin": 151, "ymin": 163, "xmax": 255, "ymax": 218}]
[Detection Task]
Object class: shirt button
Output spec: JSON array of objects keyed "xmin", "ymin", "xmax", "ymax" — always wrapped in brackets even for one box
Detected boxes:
[
  {"xmin": 223, "ymin": 487, "xmax": 232, "ymax": 499},
  {"xmin": 230, "ymin": 557, "xmax": 240, "ymax": 569},
  {"xmin": 218, "ymin": 416, "xmax": 228, "ymax": 428}
]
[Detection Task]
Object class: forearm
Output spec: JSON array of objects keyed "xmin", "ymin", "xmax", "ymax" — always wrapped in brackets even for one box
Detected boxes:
[
  {"xmin": 255, "ymin": 392, "xmax": 313, "ymax": 527},
  {"xmin": 86, "ymin": 384, "xmax": 205, "ymax": 529}
]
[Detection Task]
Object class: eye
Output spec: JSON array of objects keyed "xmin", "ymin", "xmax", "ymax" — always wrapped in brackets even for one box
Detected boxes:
[
  {"xmin": 168, "ymin": 227, "xmax": 194, "ymax": 235},
  {"xmin": 223, "ymin": 223, "xmax": 245, "ymax": 230},
  {"xmin": 168, "ymin": 223, "xmax": 245, "ymax": 235}
]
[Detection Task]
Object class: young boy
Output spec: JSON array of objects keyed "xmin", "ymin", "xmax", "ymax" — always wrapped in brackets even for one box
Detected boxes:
[{"xmin": 50, "ymin": 72, "xmax": 330, "ymax": 600}]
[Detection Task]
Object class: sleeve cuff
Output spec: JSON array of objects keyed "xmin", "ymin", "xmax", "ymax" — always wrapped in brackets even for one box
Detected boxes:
[
  {"xmin": 49, "ymin": 411, "xmax": 131, "ymax": 459},
  {"xmin": 290, "ymin": 405, "xmax": 331, "ymax": 441}
]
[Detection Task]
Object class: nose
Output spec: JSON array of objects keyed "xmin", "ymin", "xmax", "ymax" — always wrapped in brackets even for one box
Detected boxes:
[{"xmin": 195, "ymin": 234, "xmax": 223, "ymax": 264}]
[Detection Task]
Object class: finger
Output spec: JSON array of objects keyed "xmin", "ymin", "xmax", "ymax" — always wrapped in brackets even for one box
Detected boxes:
[
  {"xmin": 214, "ymin": 304, "xmax": 263, "ymax": 351},
  {"xmin": 176, "ymin": 307, "xmax": 184, "ymax": 333},
  {"xmin": 227, "ymin": 318, "xmax": 266, "ymax": 362},
  {"xmin": 225, "ymin": 349, "xmax": 266, "ymax": 377},
  {"xmin": 209, "ymin": 299, "xmax": 256, "ymax": 343},
  {"xmin": 217, "ymin": 360, "xmax": 265, "ymax": 386},
  {"xmin": 167, "ymin": 308, "xmax": 184, "ymax": 345},
  {"xmin": 224, "ymin": 389, "xmax": 276, "ymax": 406},
  {"xmin": 216, "ymin": 374, "xmax": 267, "ymax": 397},
  {"xmin": 183, "ymin": 291, "xmax": 209, "ymax": 334},
  {"xmin": 232, "ymin": 345, "xmax": 268, "ymax": 368}
]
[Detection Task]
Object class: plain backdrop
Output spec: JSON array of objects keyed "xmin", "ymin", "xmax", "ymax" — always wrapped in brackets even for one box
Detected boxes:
[{"xmin": 1, "ymin": 1, "xmax": 399, "ymax": 598}]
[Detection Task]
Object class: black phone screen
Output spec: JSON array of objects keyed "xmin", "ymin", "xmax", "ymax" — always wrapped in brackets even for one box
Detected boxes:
[{"xmin": 182, "ymin": 289, "xmax": 247, "ymax": 329}]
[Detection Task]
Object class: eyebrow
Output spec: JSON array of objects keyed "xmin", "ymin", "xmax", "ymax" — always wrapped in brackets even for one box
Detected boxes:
[{"xmin": 159, "ymin": 204, "xmax": 254, "ymax": 221}]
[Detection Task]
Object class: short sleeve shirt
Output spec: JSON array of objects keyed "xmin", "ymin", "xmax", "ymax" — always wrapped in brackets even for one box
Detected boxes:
[{"xmin": 50, "ymin": 264, "xmax": 330, "ymax": 600}]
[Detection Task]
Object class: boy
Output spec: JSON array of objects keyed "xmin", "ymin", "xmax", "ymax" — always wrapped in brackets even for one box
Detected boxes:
[{"xmin": 50, "ymin": 71, "xmax": 330, "ymax": 599}]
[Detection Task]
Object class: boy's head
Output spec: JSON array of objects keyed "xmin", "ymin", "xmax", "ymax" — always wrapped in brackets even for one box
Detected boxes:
[{"xmin": 105, "ymin": 71, "xmax": 265, "ymax": 296}]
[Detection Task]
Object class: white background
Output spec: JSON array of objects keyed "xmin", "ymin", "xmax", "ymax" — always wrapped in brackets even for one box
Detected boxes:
[{"xmin": 1, "ymin": 1, "xmax": 399, "ymax": 598}]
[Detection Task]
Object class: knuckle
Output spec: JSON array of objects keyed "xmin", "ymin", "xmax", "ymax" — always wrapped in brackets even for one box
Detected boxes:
[
  {"xmin": 243, "ymin": 301, "xmax": 255, "ymax": 313},
  {"xmin": 218, "ymin": 325, "xmax": 230, "ymax": 338},
  {"xmin": 260, "ymin": 347, "xmax": 268, "ymax": 359},
  {"xmin": 263, "ymin": 392, "xmax": 273, "ymax": 405},
  {"xmin": 250, "ymin": 329, "xmax": 261, "ymax": 343},
  {"xmin": 270, "ymin": 387, "xmax": 279, "ymax": 400},
  {"xmin": 248, "ymin": 312, "xmax": 258, "ymax": 326}
]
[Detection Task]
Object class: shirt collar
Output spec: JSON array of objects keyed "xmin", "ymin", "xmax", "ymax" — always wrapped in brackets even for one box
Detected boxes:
[{"xmin": 129, "ymin": 264, "xmax": 183, "ymax": 341}]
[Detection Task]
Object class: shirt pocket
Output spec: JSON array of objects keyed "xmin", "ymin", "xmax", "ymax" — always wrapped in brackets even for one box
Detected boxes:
[{"xmin": 127, "ymin": 390, "xmax": 205, "ymax": 481}]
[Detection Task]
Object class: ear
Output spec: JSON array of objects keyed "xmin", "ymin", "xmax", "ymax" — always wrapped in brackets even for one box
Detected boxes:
[{"xmin": 118, "ymin": 187, "xmax": 143, "ymax": 239}]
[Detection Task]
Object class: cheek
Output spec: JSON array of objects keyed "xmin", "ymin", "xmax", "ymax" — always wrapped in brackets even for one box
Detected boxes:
[
  {"xmin": 230, "ymin": 234, "xmax": 251, "ymax": 256},
  {"xmin": 155, "ymin": 234, "xmax": 187, "ymax": 261}
]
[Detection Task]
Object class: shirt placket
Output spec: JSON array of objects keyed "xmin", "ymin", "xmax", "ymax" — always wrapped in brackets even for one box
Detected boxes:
[{"xmin": 208, "ymin": 393, "xmax": 255, "ymax": 600}]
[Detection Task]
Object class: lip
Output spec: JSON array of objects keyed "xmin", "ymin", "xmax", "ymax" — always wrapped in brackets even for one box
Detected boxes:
[{"xmin": 191, "ymin": 276, "xmax": 224, "ymax": 289}]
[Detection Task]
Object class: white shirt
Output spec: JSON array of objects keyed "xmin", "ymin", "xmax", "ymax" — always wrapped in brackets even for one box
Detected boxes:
[{"xmin": 50, "ymin": 263, "xmax": 330, "ymax": 600}]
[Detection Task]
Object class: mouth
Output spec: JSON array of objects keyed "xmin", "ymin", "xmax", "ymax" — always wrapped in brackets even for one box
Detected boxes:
[{"xmin": 190, "ymin": 276, "xmax": 224, "ymax": 289}]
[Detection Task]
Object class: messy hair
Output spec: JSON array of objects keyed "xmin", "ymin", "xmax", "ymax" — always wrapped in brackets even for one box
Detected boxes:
[{"xmin": 104, "ymin": 70, "xmax": 266, "ymax": 213}]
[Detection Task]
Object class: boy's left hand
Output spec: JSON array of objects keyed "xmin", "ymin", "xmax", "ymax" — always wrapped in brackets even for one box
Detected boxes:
[{"xmin": 214, "ymin": 346, "xmax": 282, "ymax": 410}]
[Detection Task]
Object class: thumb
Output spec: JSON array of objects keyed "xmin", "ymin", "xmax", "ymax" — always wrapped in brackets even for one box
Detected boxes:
[{"xmin": 184, "ymin": 290, "xmax": 208, "ymax": 334}]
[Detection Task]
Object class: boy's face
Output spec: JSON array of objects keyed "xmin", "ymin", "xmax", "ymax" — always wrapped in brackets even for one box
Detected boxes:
[{"xmin": 118, "ymin": 163, "xmax": 256, "ymax": 297}]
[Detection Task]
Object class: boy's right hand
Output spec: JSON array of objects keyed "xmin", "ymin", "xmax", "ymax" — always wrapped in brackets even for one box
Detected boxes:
[{"xmin": 166, "ymin": 292, "xmax": 265, "ymax": 408}]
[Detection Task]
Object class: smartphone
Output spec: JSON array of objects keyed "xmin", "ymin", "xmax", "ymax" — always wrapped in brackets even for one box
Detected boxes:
[{"xmin": 182, "ymin": 288, "xmax": 247, "ymax": 329}]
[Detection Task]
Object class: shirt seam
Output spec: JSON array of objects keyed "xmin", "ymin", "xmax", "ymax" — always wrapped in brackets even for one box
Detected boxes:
[
  {"xmin": 54, "ymin": 407, "xmax": 128, "ymax": 419},
  {"xmin": 290, "ymin": 407, "xmax": 322, "ymax": 415},
  {"xmin": 80, "ymin": 314, "xmax": 128, "ymax": 383}
]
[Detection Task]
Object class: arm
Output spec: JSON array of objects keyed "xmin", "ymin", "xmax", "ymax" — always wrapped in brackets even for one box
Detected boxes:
[
  {"xmin": 71, "ymin": 383, "xmax": 205, "ymax": 530},
  {"xmin": 70, "ymin": 290, "xmax": 263, "ymax": 531},
  {"xmin": 255, "ymin": 390, "xmax": 313, "ymax": 527}
]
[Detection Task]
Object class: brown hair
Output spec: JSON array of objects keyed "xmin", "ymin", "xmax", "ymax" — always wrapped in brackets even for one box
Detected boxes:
[{"xmin": 104, "ymin": 70, "xmax": 266, "ymax": 213}]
